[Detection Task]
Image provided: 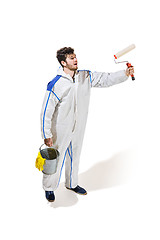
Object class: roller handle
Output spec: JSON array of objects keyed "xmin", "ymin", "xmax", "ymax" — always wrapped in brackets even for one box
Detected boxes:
[{"xmin": 126, "ymin": 62, "xmax": 135, "ymax": 81}]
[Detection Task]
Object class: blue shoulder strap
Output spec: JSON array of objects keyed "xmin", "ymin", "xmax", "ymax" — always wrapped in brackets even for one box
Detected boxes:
[
  {"xmin": 47, "ymin": 75, "xmax": 61, "ymax": 91},
  {"xmin": 47, "ymin": 75, "xmax": 61, "ymax": 101}
]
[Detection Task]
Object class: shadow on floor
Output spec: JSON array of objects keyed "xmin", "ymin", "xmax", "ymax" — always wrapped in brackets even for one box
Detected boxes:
[{"xmin": 50, "ymin": 149, "xmax": 137, "ymax": 208}]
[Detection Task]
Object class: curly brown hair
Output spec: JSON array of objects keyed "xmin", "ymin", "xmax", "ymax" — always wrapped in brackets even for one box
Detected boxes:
[{"xmin": 56, "ymin": 47, "xmax": 74, "ymax": 66}]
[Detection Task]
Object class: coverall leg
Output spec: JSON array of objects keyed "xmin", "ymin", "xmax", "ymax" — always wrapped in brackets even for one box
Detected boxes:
[
  {"xmin": 65, "ymin": 140, "xmax": 80, "ymax": 189},
  {"xmin": 43, "ymin": 139, "xmax": 71, "ymax": 191}
]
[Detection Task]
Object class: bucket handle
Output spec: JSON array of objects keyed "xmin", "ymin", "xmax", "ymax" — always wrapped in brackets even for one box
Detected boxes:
[
  {"xmin": 39, "ymin": 143, "xmax": 56, "ymax": 151},
  {"xmin": 39, "ymin": 144, "xmax": 60, "ymax": 157},
  {"xmin": 39, "ymin": 144, "xmax": 47, "ymax": 152}
]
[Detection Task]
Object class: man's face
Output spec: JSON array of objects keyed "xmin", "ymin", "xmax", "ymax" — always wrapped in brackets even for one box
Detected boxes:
[{"xmin": 63, "ymin": 53, "xmax": 78, "ymax": 70}]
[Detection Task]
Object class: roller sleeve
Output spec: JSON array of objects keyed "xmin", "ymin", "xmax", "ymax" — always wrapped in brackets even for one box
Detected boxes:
[{"xmin": 115, "ymin": 44, "xmax": 136, "ymax": 59}]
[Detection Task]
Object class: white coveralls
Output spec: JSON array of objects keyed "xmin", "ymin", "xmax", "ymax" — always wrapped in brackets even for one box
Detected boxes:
[{"xmin": 40, "ymin": 67, "xmax": 128, "ymax": 191}]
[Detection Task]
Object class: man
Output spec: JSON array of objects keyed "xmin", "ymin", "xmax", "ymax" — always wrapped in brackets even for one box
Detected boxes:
[{"xmin": 40, "ymin": 47, "xmax": 134, "ymax": 202}]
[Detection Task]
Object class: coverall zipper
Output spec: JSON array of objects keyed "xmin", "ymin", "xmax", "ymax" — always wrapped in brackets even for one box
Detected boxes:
[{"xmin": 72, "ymin": 75, "xmax": 78, "ymax": 132}]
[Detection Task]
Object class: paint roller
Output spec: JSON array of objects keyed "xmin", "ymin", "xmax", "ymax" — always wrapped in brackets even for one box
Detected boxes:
[{"xmin": 114, "ymin": 44, "xmax": 136, "ymax": 80}]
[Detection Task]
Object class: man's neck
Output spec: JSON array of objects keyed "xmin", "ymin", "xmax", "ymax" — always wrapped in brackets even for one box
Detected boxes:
[{"xmin": 63, "ymin": 67, "xmax": 76, "ymax": 79}]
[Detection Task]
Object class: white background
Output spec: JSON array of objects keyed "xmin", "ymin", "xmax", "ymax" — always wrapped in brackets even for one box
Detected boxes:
[{"xmin": 0, "ymin": 0, "xmax": 160, "ymax": 239}]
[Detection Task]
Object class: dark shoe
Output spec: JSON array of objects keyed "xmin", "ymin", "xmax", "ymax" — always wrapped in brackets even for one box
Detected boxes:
[
  {"xmin": 66, "ymin": 185, "xmax": 87, "ymax": 195},
  {"xmin": 45, "ymin": 191, "xmax": 55, "ymax": 202}
]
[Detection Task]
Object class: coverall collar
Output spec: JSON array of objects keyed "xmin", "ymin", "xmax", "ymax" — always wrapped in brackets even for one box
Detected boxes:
[{"xmin": 57, "ymin": 67, "xmax": 78, "ymax": 82}]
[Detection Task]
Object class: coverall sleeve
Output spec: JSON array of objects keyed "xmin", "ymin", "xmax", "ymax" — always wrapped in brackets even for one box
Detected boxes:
[
  {"xmin": 40, "ymin": 91, "xmax": 58, "ymax": 139},
  {"xmin": 91, "ymin": 70, "xmax": 128, "ymax": 88}
]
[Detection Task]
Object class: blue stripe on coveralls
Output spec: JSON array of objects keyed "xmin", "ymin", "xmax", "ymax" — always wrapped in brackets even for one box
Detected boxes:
[
  {"xmin": 57, "ymin": 148, "xmax": 68, "ymax": 188},
  {"xmin": 51, "ymin": 90, "xmax": 60, "ymax": 101},
  {"xmin": 67, "ymin": 142, "xmax": 73, "ymax": 188},
  {"xmin": 42, "ymin": 75, "xmax": 61, "ymax": 139},
  {"xmin": 89, "ymin": 71, "xmax": 92, "ymax": 85},
  {"xmin": 57, "ymin": 144, "xmax": 73, "ymax": 189},
  {"xmin": 70, "ymin": 142, "xmax": 73, "ymax": 188}
]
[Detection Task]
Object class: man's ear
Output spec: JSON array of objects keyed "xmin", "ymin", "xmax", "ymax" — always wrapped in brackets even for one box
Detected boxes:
[{"xmin": 61, "ymin": 61, "xmax": 66, "ymax": 67}]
